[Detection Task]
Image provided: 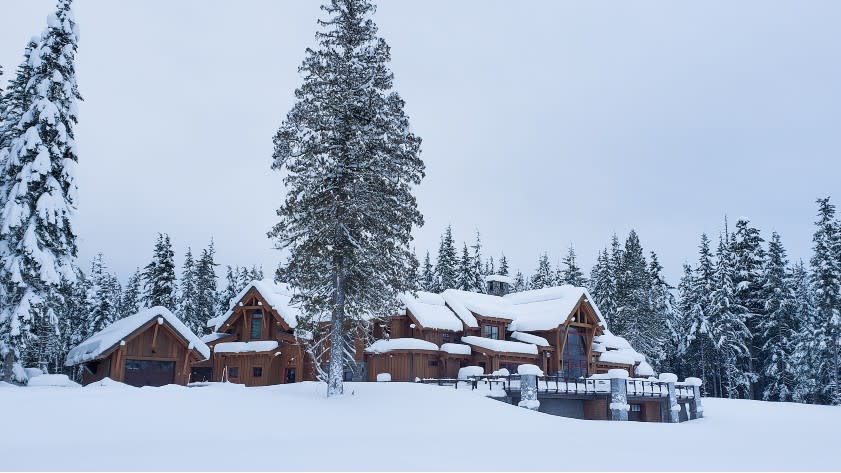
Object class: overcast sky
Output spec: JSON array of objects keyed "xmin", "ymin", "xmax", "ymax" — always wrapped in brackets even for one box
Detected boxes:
[{"xmin": 2, "ymin": 0, "xmax": 840, "ymax": 284}]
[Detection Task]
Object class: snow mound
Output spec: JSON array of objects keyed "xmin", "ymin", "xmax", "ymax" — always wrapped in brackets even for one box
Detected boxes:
[
  {"xmin": 84, "ymin": 377, "xmax": 133, "ymax": 389},
  {"xmin": 27, "ymin": 374, "xmax": 79, "ymax": 388},
  {"xmin": 517, "ymin": 364, "xmax": 544, "ymax": 376},
  {"xmin": 607, "ymin": 369, "xmax": 629, "ymax": 379},
  {"xmin": 458, "ymin": 366, "xmax": 485, "ymax": 379},
  {"xmin": 684, "ymin": 377, "xmax": 703, "ymax": 386},
  {"xmin": 659, "ymin": 373, "xmax": 678, "ymax": 383},
  {"xmin": 376, "ymin": 373, "xmax": 391, "ymax": 382},
  {"xmin": 24, "ymin": 367, "xmax": 44, "ymax": 379}
]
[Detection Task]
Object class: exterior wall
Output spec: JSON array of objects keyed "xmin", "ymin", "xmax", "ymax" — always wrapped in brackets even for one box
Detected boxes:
[
  {"xmin": 583, "ymin": 398, "xmax": 609, "ymax": 420},
  {"xmin": 366, "ymin": 351, "xmax": 440, "ymax": 381},
  {"xmin": 80, "ymin": 358, "xmax": 111, "ymax": 385}
]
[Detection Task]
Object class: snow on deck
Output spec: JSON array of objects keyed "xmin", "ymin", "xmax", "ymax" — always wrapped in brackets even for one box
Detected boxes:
[
  {"xmin": 460, "ymin": 336, "xmax": 538, "ymax": 355},
  {"xmin": 213, "ymin": 341, "xmax": 279, "ymax": 354},
  {"xmin": 365, "ymin": 338, "xmax": 439, "ymax": 353},
  {"xmin": 65, "ymin": 306, "xmax": 209, "ymax": 366},
  {"xmin": 1, "ymin": 383, "xmax": 838, "ymax": 470}
]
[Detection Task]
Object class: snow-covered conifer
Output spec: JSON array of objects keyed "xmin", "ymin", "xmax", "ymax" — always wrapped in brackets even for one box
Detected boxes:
[
  {"xmin": 559, "ymin": 245, "xmax": 586, "ymax": 287},
  {"xmin": 733, "ymin": 217, "xmax": 766, "ymax": 398},
  {"xmin": 434, "ymin": 226, "xmax": 458, "ymax": 291},
  {"xmin": 177, "ymin": 248, "xmax": 199, "ymax": 330},
  {"xmin": 456, "ymin": 243, "xmax": 473, "ymax": 291},
  {"xmin": 470, "ymin": 231, "xmax": 484, "ymax": 292},
  {"xmin": 0, "ymin": 1, "xmax": 81, "ymax": 380},
  {"xmin": 759, "ymin": 231, "xmax": 797, "ymax": 401},
  {"xmin": 419, "ymin": 251, "xmax": 435, "ymax": 292},
  {"xmin": 498, "ymin": 254, "xmax": 509, "ymax": 276},
  {"xmin": 529, "ymin": 252, "xmax": 554, "ymax": 289},
  {"xmin": 193, "ymin": 242, "xmax": 218, "ymax": 334},
  {"xmin": 512, "ymin": 270, "xmax": 527, "ymax": 293},
  {"xmin": 269, "ymin": 0, "xmax": 424, "ymax": 397},
  {"xmin": 141, "ymin": 233, "xmax": 177, "ymax": 309},
  {"xmin": 119, "ymin": 268, "xmax": 142, "ymax": 317}
]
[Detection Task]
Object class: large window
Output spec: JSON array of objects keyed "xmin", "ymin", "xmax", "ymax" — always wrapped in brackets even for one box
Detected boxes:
[
  {"xmin": 253, "ymin": 367, "xmax": 263, "ymax": 378},
  {"xmin": 482, "ymin": 325, "xmax": 499, "ymax": 340},
  {"xmin": 251, "ymin": 311, "xmax": 263, "ymax": 339},
  {"xmin": 561, "ymin": 327, "xmax": 588, "ymax": 378}
]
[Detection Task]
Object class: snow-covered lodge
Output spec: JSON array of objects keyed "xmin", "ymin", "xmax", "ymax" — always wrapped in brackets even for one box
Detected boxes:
[
  {"xmin": 364, "ymin": 276, "xmax": 654, "ymax": 382},
  {"xmin": 66, "ymin": 277, "xmax": 652, "ymax": 390}
]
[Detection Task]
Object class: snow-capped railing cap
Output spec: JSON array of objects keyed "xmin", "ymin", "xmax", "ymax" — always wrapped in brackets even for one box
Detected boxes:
[
  {"xmin": 607, "ymin": 369, "xmax": 629, "ymax": 379},
  {"xmin": 658, "ymin": 373, "xmax": 678, "ymax": 383},
  {"xmin": 683, "ymin": 377, "xmax": 703, "ymax": 386}
]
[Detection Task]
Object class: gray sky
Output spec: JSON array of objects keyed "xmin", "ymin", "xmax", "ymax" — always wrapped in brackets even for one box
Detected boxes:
[{"xmin": 2, "ymin": 0, "xmax": 840, "ymax": 284}]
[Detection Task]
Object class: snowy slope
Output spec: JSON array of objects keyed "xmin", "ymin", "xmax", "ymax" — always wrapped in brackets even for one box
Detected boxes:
[{"xmin": 0, "ymin": 382, "xmax": 839, "ymax": 471}]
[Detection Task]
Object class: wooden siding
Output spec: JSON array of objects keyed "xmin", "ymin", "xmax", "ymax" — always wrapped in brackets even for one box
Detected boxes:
[
  {"xmin": 583, "ymin": 399, "xmax": 609, "ymax": 420},
  {"xmin": 366, "ymin": 351, "xmax": 441, "ymax": 381}
]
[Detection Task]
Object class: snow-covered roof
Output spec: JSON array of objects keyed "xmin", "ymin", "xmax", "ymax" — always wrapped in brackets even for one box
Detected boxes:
[
  {"xmin": 505, "ymin": 286, "xmax": 606, "ymax": 332},
  {"xmin": 510, "ymin": 331, "xmax": 550, "ymax": 347},
  {"xmin": 365, "ymin": 338, "xmax": 439, "ymax": 354},
  {"xmin": 201, "ymin": 332, "xmax": 232, "ymax": 344},
  {"xmin": 400, "ymin": 291, "xmax": 463, "ymax": 331},
  {"xmin": 207, "ymin": 279, "xmax": 301, "ymax": 332},
  {"xmin": 441, "ymin": 289, "xmax": 516, "ymax": 327},
  {"xmin": 484, "ymin": 274, "xmax": 514, "ymax": 284},
  {"xmin": 214, "ymin": 341, "xmax": 279, "ymax": 354},
  {"xmin": 65, "ymin": 307, "xmax": 210, "ymax": 366},
  {"xmin": 460, "ymin": 336, "xmax": 538, "ymax": 355},
  {"xmin": 440, "ymin": 343, "xmax": 471, "ymax": 355}
]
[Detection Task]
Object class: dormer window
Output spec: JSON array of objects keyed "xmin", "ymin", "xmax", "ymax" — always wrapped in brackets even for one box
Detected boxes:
[
  {"xmin": 251, "ymin": 311, "xmax": 263, "ymax": 339},
  {"xmin": 482, "ymin": 325, "xmax": 499, "ymax": 340}
]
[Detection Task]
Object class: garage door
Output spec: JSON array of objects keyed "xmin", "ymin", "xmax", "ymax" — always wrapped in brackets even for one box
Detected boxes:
[{"xmin": 124, "ymin": 359, "xmax": 176, "ymax": 387}]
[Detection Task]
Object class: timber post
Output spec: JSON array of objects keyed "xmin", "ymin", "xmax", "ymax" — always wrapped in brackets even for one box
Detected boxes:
[
  {"xmin": 518, "ymin": 374, "xmax": 539, "ymax": 410},
  {"xmin": 608, "ymin": 369, "xmax": 629, "ymax": 421},
  {"xmin": 685, "ymin": 377, "xmax": 704, "ymax": 419}
]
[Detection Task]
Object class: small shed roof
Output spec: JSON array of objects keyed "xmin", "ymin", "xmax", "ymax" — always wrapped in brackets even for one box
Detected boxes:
[{"xmin": 65, "ymin": 306, "xmax": 210, "ymax": 366}]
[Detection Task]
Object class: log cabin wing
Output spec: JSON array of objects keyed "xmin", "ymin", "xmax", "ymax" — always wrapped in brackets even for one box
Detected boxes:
[
  {"xmin": 65, "ymin": 306, "xmax": 210, "ymax": 387},
  {"xmin": 203, "ymin": 279, "xmax": 313, "ymax": 385}
]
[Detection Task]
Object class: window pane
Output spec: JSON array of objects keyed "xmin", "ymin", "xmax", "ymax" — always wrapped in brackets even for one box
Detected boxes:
[{"xmin": 253, "ymin": 367, "xmax": 262, "ymax": 378}]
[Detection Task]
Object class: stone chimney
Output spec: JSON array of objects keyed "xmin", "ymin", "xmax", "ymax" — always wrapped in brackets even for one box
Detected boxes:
[{"xmin": 485, "ymin": 274, "xmax": 513, "ymax": 296}]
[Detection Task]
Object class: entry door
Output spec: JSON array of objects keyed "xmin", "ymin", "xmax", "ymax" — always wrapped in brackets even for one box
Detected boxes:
[
  {"xmin": 124, "ymin": 359, "xmax": 176, "ymax": 387},
  {"xmin": 285, "ymin": 368, "xmax": 296, "ymax": 384}
]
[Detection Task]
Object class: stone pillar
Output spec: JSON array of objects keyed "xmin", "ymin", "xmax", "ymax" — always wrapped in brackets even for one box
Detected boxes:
[
  {"xmin": 518, "ymin": 374, "xmax": 539, "ymax": 410},
  {"xmin": 608, "ymin": 369, "xmax": 629, "ymax": 421},
  {"xmin": 657, "ymin": 373, "xmax": 680, "ymax": 423},
  {"xmin": 685, "ymin": 377, "xmax": 704, "ymax": 419}
]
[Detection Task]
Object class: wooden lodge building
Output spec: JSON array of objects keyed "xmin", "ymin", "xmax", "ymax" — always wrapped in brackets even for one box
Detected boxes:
[
  {"xmin": 363, "ymin": 275, "xmax": 654, "ymax": 382},
  {"xmin": 66, "ymin": 277, "xmax": 654, "ymax": 391},
  {"xmin": 65, "ymin": 307, "xmax": 210, "ymax": 387}
]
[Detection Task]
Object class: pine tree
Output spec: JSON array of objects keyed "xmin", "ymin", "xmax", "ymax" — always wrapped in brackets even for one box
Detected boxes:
[
  {"xmin": 435, "ymin": 226, "xmax": 458, "ymax": 291},
  {"xmin": 685, "ymin": 234, "xmax": 716, "ymax": 396},
  {"xmin": 457, "ymin": 243, "xmax": 473, "ymax": 291},
  {"xmin": 483, "ymin": 256, "xmax": 495, "ymax": 277},
  {"xmin": 498, "ymin": 254, "xmax": 509, "ymax": 276},
  {"xmin": 142, "ymin": 233, "xmax": 177, "ymax": 309},
  {"xmin": 54, "ymin": 268, "xmax": 86, "ymax": 376},
  {"xmin": 512, "ymin": 270, "xmax": 527, "ymax": 293},
  {"xmin": 709, "ymin": 233, "xmax": 752, "ymax": 398},
  {"xmin": 559, "ymin": 245, "xmax": 586, "ymax": 287},
  {"xmin": 85, "ymin": 254, "xmax": 121, "ymax": 337},
  {"xmin": 0, "ymin": 1, "xmax": 81, "ymax": 380},
  {"xmin": 808, "ymin": 198, "xmax": 841, "ymax": 404},
  {"xmin": 193, "ymin": 242, "xmax": 219, "ymax": 335},
  {"xmin": 759, "ymin": 232, "xmax": 797, "ymax": 401},
  {"xmin": 219, "ymin": 265, "xmax": 240, "ymax": 311},
  {"xmin": 269, "ymin": 0, "xmax": 424, "ymax": 397},
  {"xmin": 470, "ymin": 230, "xmax": 484, "ymax": 292},
  {"xmin": 790, "ymin": 260, "xmax": 819, "ymax": 403},
  {"xmin": 589, "ymin": 248, "xmax": 615, "ymax": 328},
  {"xmin": 732, "ymin": 218, "xmax": 766, "ymax": 399},
  {"xmin": 529, "ymin": 252, "xmax": 554, "ymax": 289},
  {"xmin": 119, "ymin": 268, "xmax": 142, "ymax": 317},
  {"xmin": 614, "ymin": 230, "xmax": 658, "ymax": 359},
  {"xmin": 0, "ymin": 40, "xmax": 37, "ymax": 156},
  {"xmin": 419, "ymin": 251, "xmax": 435, "ymax": 292},
  {"xmin": 177, "ymin": 248, "xmax": 199, "ymax": 331},
  {"xmin": 648, "ymin": 251, "xmax": 675, "ymax": 370}
]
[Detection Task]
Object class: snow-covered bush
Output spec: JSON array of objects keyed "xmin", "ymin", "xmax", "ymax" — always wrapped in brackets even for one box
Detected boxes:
[{"xmin": 376, "ymin": 373, "xmax": 391, "ymax": 382}]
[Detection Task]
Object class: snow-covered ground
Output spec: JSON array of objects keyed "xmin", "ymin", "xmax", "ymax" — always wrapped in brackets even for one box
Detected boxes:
[{"xmin": 1, "ymin": 380, "xmax": 839, "ymax": 471}]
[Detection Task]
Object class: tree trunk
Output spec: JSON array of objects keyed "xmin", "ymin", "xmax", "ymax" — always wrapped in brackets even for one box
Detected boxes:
[{"xmin": 327, "ymin": 267, "xmax": 346, "ymax": 397}]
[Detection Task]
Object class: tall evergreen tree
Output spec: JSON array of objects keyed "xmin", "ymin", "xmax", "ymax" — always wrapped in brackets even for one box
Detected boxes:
[
  {"xmin": 614, "ymin": 230, "xmax": 658, "ymax": 358},
  {"xmin": 559, "ymin": 245, "xmax": 586, "ymax": 287},
  {"xmin": 732, "ymin": 218, "xmax": 766, "ymax": 399},
  {"xmin": 456, "ymin": 243, "xmax": 473, "ymax": 291},
  {"xmin": 529, "ymin": 252, "xmax": 554, "ymax": 289},
  {"xmin": 589, "ymin": 248, "xmax": 615, "ymax": 328},
  {"xmin": 0, "ymin": 0, "xmax": 81, "ymax": 380},
  {"xmin": 434, "ymin": 226, "xmax": 457, "ymax": 291},
  {"xmin": 790, "ymin": 260, "xmax": 819, "ymax": 403},
  {"xmin": 419, "ymin": 251, "xmax": 435, "ymax": 292},
  {"xmin": 512, "ymin": 270, "xmax": 527, "ymax": 293},
  {"xmin": 85, "ymin": 254, "xmax": 121, "ymax": 337},
  {"xmin": 269, "ymin": 0, "xmax": 424, "ymax": 397},
  {"xmin": 685, "ymin": 234, "xmax": 716, "ymax": 396},
  {"xmin": 648, "ymin": 251, "xmax": 675, "ymax": 370},
  {"xmin": 498, "ymin": 254, "xmax": 509, "ymax": 276},
  {"xmin": 141, "ymin": 233, "xmax": 177, "ymax": 309},
  {"xmin": 470, "ymin": 231, "xmax": 484, "ymax": 292},
  {"xmin": 177, "ymin": 248, "xmax": 199, "ymax": 331},
  {"xmin": 759, "ymin": 231, "xmax": 797, "ymax": 401},
  {"xmin": 808, "ymin": 197, "xmax": 841, "ymax": 404},
  {"xmin": 193, "ymin": 242, "xmax": 219, "ymax": 334},
  {"xmin": 119, "ymin": 268, "xmax": 142, "ymax": 317}
]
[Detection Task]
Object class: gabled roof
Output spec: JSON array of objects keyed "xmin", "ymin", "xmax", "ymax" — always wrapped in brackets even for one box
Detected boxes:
[
  {"xmin": 207, "ymin": 279, "xmax": 301, "ymax": 332},
  {"xmin": 441, "ymin": 289, "xmax": 516, "ymax": 328},
  {"xmin": 399, "ymin": 291, "xmax": 463, "ymax": 331},
  {"xmin": 65, "ymin": 307, "xmax": 210, "ymax": 366},
  {"xmin": 505, "ymin": 286, "xmax": 607, "ymax": 332}
]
